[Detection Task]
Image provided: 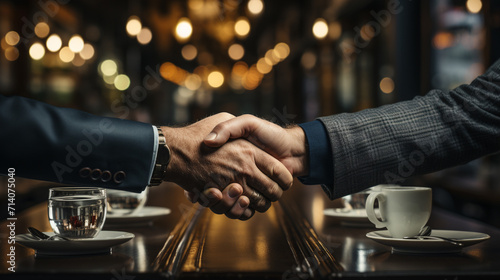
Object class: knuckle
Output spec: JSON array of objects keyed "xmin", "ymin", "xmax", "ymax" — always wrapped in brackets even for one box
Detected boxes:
[{"xmin": 217, "ymin": 112, "xmax": 235, "ymax": 119}]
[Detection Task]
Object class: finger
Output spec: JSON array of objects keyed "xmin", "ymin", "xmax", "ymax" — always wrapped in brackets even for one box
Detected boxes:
[
  {"xmin": 254, "ymin": 148, "xmax": 293, "ymax": 191},
  {"xmin": 210, "ymin": 183, "xmax": 244, "ymax": 214},
  {"xmin": 239, "ymin": 207, "xmax": 255, "ymax": 221},
  {"xmin": 225, "ymin": 196, "xmax": 250, "ymax": 219},
  {"xmin": 195, "ymin": 188, "xmax": 223, "ymax": 208},
  {"xmin": 243, "ymin": 150, "xmax": 284, "ymax": 202},
  {"xmin": 204, "ymin": 114, "xmax": 261, "ymax": 147},
  {"xmin": 184, "ymin": 190, "xmax": 196, "ymax": 203},
  {"xmin": 241, "ymin": 184, "xmax": 272, "ymax": 212}
]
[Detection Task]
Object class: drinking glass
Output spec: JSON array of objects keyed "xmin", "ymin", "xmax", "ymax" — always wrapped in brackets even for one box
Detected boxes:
[
  {"xmin": 48, "ymin": 187, "xmax": 107, "ymax": 239},
  {"xmin": 106, "ymin": 188, "xmax": 149, "ymax": 215}
]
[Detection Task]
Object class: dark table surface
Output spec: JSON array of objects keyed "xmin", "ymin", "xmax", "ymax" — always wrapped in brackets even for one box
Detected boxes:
[{"xmin": 2, "ymin": 181, "xmax": 500, "ymax": 279}]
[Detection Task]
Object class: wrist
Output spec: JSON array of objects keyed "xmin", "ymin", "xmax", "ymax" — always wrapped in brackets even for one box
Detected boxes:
[
  {"xmin": 160, "ymin": 126, "xmax": 189, "ymax": 184},
  {"xmin": 287, "ymin": 126, "xmax": 309, "ymax": 177}
]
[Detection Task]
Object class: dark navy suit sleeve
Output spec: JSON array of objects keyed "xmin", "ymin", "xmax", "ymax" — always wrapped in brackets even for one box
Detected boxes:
[
  {"xmin": 0, "ymin": 95, "xmax": 154, "ymax": 192},
  {"xmin": 298, "ymin": 120, "xmax": 334, "ymax": 185}
]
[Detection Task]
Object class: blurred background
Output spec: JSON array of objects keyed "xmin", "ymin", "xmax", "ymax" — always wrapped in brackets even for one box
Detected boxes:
[{"xmin": 1, "ymin": 0, "xmax": 500, "ymax": 226}]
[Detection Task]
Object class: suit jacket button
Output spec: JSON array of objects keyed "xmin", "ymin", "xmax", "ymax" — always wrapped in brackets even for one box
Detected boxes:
[
  {"xmin": 113, "ymin": 171, "xmax": 126, "ymax": 184},
  {"xmin": 79, "ymin": 167, "xmax": 91, "ymax": 178},
  {"xmin": 101, "ymin": 170, "xmax": 112, "ymax": 182},
  {"xmin": 90, "ymin": 169, "xmax": 102, "ymax": 181}
]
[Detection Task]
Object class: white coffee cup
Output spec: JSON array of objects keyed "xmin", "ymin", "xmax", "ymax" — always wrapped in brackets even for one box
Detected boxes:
[{"xmin": 365, "ymin": 186, "xmax": 432, "ymax": 238}]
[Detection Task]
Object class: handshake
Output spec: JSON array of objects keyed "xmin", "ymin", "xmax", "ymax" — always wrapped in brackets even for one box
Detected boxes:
[{"xmin": 160, "ymin": 113, "xmax": 309, "ymax": 221}]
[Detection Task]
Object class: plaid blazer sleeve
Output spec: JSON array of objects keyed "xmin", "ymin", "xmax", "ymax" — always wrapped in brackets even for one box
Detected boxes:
[{"xmin": 318, "ymin": 59, "xmax": 500, "ymax": 199}]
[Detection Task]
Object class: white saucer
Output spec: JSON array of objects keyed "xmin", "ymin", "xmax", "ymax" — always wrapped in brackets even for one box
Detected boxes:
[
  {"xmin": 105, "ymin": 206, "xmax": 171, "ymax": 225},
  {"xmin": 323, "ymin": 208, "xmax": 374, "ymax": 227},
  {"xmin": 17, "ymin": 231, "xmax": 135, "ymax": 256},
  {"xmin": 366, "ymin": 229, "xmax": 490, "ymax": 254}
]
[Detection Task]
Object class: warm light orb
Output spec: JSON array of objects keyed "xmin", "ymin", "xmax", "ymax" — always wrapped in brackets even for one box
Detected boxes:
[
  {"xmin": 313, "ymin": 18, "xmax": 329, "ymax": 39},
  {"xmin": 100, "ymin": 59, "xmax": 118, "ymax": 76},
  {"xmin": 29, "ymin": 43, "xmax": 45, "ymax": 60},
  {"xmin": 248, "ymin": 0, "xmax": 264, "ymax": 15},
  {"xmin": 34, "ymin": 22, "xmax": 50, "ymax": 38},
  {"xmin": 59, "ymin": 46, "xmax": 75, "ymax": 63},
  {"xmin": 137, "ymin": 27, "xmax": 153, "ymax": 45},
  {"xmin": 207, "ymin": 71, "xmax": 224, "ymax": 88},
  {"xmin": 69, "ymin": 35, "xmax": 84, "ymax": 52},
  {"xmin": 466, "ymin": 0, "xmax": 482, "ymax": 13},
  {"xmin": 114, "ymin": 74, "xmax": 131, "ymax": 91},
  {"xmin": 46, "ymin": 34, "xmax": 62, "ymax": 52},
  {"xmin": 181, "ymin": 44, "xmax": 198, "ymax": 61},
  {"xmin": 256, "ymin": 57, "xmax": 272, "ymax": 74},
  {"xmin": 126, "ymin": 16, "xmax": 142, "ymax": 36},
  {"xmin": 228, "ymin": 43, "xmax": 244, "ymax": 60},
  {"xmin": 5, "ymin": 31, "xmax": 20, "ymax": 46},
  {"xmin": 184, "ymin": 74, "xmax": 202, "ymax": 91},
  {"xmin": 80, "ymin": 43, "xmax": 95, "ymax": 60},
  {"xmin": 234, "ymin": 17, "xmax": 250, "ymax": 37},
  {"xmin": 5, "ymin": 47, "xmax": 19, "ymax": 61},
  {"xmin": 380, "ymin": 77, "xmax": 395, "ymax": 94},
  {"xmin": 176, "ymin": 18, "xmax": 193, "ymax": 40},
  {"xmin": 274, "ymin": 42, "xmax": 290, "ymax": 60}
]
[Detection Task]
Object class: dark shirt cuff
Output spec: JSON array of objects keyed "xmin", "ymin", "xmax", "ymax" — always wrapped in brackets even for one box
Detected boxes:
[{"xmin": 297, "ymin": 120, "xmax": 334, "ymax": 185}]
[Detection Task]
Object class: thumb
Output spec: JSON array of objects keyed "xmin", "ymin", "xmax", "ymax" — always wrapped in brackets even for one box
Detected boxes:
[{"xmin": 203, "ymin": 115, "xmax": 259, "ymax": 147}]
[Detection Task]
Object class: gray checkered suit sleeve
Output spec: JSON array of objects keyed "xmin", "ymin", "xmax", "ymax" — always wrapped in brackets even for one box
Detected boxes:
[{"xmin": 318, "ymin": 59, "xmax": 500, "ymax": 199}]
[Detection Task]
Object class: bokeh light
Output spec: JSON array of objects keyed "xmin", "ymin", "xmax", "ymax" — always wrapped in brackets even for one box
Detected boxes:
[
  {"xmin": 5, "ymin": 31, "xmax": 20, "ymax": 46},
  {"xmin": 126, "ymin": 16, "xmax": 142, "ymax": 36},
  {"xmin": 137, "ymin": 27, "xmax": 152, "ymax": 45},
  {"xmin": 72, "ymin": 54, "xmax": 85, "ymax": 67},
  {"xmin": 274, "ymin": 42, "xmax": 290, "ymax": 60},
  {"xmin": 114, "ymin": 74, "xmax": 131, "ymax": 91},
  {"xmin": 265, "ymin": 49, "xmax": 280, "ymax": 65},
  {"xmin": 380, "ymin": 77, "xmax": 395, "ymax": 94},
  {"xmin": 5, "ymin": 47, "xmax": 19, "ymax": 61},
  {"xmin": 59, "ymin": 46, "xmax": 75, "ymax": 63},
  {"xmin": 329, "ymin": 21, "xmax": 342, "ymax": 40},
  {"xmin": 80, "ymin": 43, "xmax": 95, "ymax": 60},
  {"xmin": 46, "ymin": 34, "xmax": 62, "ymax": 52},
  {"xmin": 256, "ymin": 58, "xmax": 272, "ymax": 74},
  {"xmin": 228, "ymin": 43, "xmax": 244, "ymax": 60},
  {"xmin": 29, "ymin": 43, "xmax": 45, "ymax": 60},
  {"xmin": 100, "ymin": 59, "xmax": 118, "ymax": 76},
  {"xmin": 466, "ymin": 0, "xmax": 482, "ymax": 13},
  {"xmin": 234, "ymin": 17, "xmax": 250, "ymax": 37},
  {"xmin": 301, "ymin": 51, "xmax": 317, "ymax": 70},
  {"xmin": 69, "ymin": 35, "xmax": 84, "ymax": 53},
  {"xmin": 34, "ymin": 22, "xmax": 50, "ymax": 38},
  {"xmin": 313, "ymin": 18, "xmax": 329, "ymax": 39},
  {"xmin": 181, "ymin": 44, "xmax": 198, "ymax": 61},
  {"xmin": 248, "ymin": 0, "xmax": 264, "ymax": 15},
  {"xmin": 207, "ymin": 71, "xmax": 224, "ymax": 88},
  {"xmin": 175, "ymin": 18, "xmax": 193, "ymax": 40},
  {"xmin": 184, "ymin": 74, "xmax": 202, "ymax": 90}
]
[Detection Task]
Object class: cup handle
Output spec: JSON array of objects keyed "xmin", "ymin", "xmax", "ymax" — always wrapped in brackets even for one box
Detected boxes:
[{"xmin": 365, "ymin": 192, "xmax": 387, "ymax": 228}]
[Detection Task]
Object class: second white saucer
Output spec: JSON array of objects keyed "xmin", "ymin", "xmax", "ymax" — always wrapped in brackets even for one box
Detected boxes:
[{"xmin": 366, "ymin": 229, "xmax": 490, "ymax": 254}]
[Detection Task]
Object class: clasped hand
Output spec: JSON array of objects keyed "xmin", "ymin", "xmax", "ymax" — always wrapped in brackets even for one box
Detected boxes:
[{"xmin": 161, "ymin": 113, "xmax": 307, "ymax": 220}]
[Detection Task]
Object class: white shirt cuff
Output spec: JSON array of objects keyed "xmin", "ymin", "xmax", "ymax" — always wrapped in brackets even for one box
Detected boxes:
[{"xmin": 148, "ymin": 125, "xmax": 159, "ymax": 185}]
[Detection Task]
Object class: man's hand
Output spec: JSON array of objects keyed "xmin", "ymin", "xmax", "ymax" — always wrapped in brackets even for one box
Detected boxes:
[
  {"xmin": 185, "ymin": 114, "xmax": 309, "ymax": 219},
  {"xmin": 160, "ymin": 113, "xmax": 293, "ymax": 220},
  {"xmin": 204, "ymin": 114, "xmax": 309, "ymax": 176}
]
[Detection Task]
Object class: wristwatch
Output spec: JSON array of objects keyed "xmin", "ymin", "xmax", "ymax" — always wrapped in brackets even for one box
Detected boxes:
[{"xmin": 149, "ymin": 127, "xmax": 171, "ymax": 186}]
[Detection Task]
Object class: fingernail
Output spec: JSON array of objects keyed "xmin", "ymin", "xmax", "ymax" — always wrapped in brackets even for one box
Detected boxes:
[
  {"xmin": 205, "ymin": 132, "xmax": 217, "ymax": 141},
  {"xmin": 206, "ymin": 191, "xmax": 217, "ymax": 199},
  {"xmin": 228, "ymin": 186, "xmax": 241, "ymax": 198},
  {"xmin": 238, "ymin": 198, "xmax": 249, "ymax": 208}
]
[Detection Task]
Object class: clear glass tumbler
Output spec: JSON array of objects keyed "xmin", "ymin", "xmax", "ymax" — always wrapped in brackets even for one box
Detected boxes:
[{"xmin": 48, "ymin": 187, "xmax": 107, "ymax": 239}]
